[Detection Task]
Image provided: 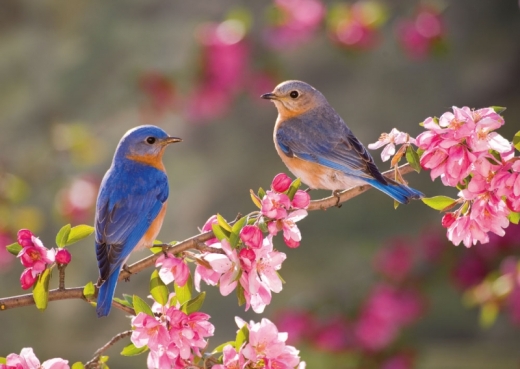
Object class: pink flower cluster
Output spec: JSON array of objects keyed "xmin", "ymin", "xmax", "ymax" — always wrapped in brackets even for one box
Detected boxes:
[
  {"xmin": 264, "ymin": 0, "xmax": 325, "ymax": 50},
  {"xmin": 416, "ymin": 106, "xmax": 517, "ymax": 247},
  {"xmin": 15, "ymin": 230, "xmax": 71, "ymax": 290},
  {"xmin": 328, "ymin": 1, "xmax": 387, "ymax": 51},
  {"xmin": 131, "ymin": 304, "xmax": 214, "ymax": 369},
  {"xmin": 368, "ymin": 128, "xmax": 415, "ymax": 162},
  {"xmin": 0, "ymin": 348, "xmax": 69, "ymax": 369},
  {"xmin": 214, "ymin": 317, "xmax": 305, "ymax": 369},
  {"xmin": 396, "ymin": 5, "xmax": 445, "ymax": 60},
  {"xmin": 195, "ymin": 173, "xmax": 309, "ymax": 313},
  {"xmin": 156, "ymin": 253, "xmax": 190, "ymax": 287}
]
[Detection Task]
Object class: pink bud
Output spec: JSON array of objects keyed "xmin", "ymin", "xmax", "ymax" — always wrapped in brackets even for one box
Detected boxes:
[
  {"xmin": 240, "ymin": 225, "xmax": 263, "ymax": 249},
  {"xmin": 291, "ymin": 190, "xmax": 311, "ymax": 209},
  {"xmin": 17, "ymin": 229, "xmax": 34, "ymax": 247},
  {"xmin": 442, "ymin": 213, "xmax": 456, "ymax": 228},
  {"xmin": 239, "ymin": 248, "xmax": 256, "ymax": 271},
  {"xmin": 271, "ymin": 173, "xmax": 292, "ymax": 192},
  {"xmin": 55, "ymin": 249, "xmax": 71, "ymax": 265},
  {"xmin": 20, "ymin": 268, "xmax": 37, "ymax": 289},
  {"xmin": 201, "ymin": 215, "xmax": 219, "ymax": 245},
  {"xmin": 284, "ymin": 236, "xmax": 300, "ymax": 248}
]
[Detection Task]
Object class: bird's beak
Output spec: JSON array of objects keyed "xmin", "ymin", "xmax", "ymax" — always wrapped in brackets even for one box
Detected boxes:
[
  {"xmin": 261, "ymin": 92, "xmax": 277, "ymax": 100},
  {"xmin": 163, "ymin": 136, "xmax": 182, "ymax": 145}
]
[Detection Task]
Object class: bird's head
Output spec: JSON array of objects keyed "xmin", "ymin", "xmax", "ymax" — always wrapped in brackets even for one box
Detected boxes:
[
  {"xmin": 114, "ymin": 125, "xmax": 182, "ymax": 169},
  {"xmin": 261, "ymin": 80, "xmax": 328, "ymax": 118}
]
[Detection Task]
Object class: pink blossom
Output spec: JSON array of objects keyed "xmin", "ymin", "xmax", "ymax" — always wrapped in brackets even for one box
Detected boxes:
[
  {"xmin": 271, "ymin": 173, "xmax": 292, "ymax": 192},
  {"xmin": 373, "ymin": 239, "xmax": 414, "ymax": 282},
  {"xmin": 242, "ymin": 318, "xmax": 291, "ymax": 362},
  {"xmin": 446, "ymin": 215, "xmax": 489, "ymax": 248},
  {"xmin": 167, "ymin": 308, "xmax": 214, "ymax": 359},
  {"xmin": 194, "ymin": 263, "xmax": 220, "ymax": 292},
  {"xmin": 156, "ymin": 254, "xmax": 190, "ymax": 287},
  {"xmin": 240, "ymin": 272, "xmax": 272, "ymax": 314},
  {"xmin": 261, "ymin": 191, "xmax": 291, "ymax": 220},
  {"xmin": 20, "ymin": 268, "xmax": 38, "ymax": 290},
  {"xmin": 469, "ymin": 117, "xmax": 510, "ymax": 153},
  {"xmin": 268, "ymin": 209, "xmax": 308, "ymax": 248},
  {"xmin": 200, "ymin": 215, "xmax": 219, "ymax": 245},
  {"xmin": 55, "ymin": 249, "xmax": 71, "ymax": 265},
  {"xmin": 291, "ymin": 190, "xmax": 310, "ymax": 209},
  {"xmin": 205, "ymin": 240, "xmax": 241, "ymax": 296},
  {"xmin": 239, "ymin": 248, "xmax": 256, "ymax": 272},
  {"xmin": 131, "ymin": 312, "xmax": 170, "ymax": 351},
  {"xmin": 368, "ymin": 128, "xmax": 414, "ymax": 162},
  {"xmin": 17, "ymin": 229, "xmax": 34, "ymax": 247},
  {"xmin": 251, "ymin": 236, "xmax": 286, "ymax": 294},
  {"xmin": 17, "ymin": 241, "xmax": 55, "ymax": 272},
  {"xmin": 41, "ymin": 358, "xmax": 70, "ymax": 369},
  {"xmin": 212, "ymin": 345, "xmax": 246, "ymax": 369},
  {"xmin": 1, "ymin": 348, "xmax": 69, "ymax": 369},
  {"xmin": 240, "ymin": 225, "xmax": 263, "ymax": 249}
]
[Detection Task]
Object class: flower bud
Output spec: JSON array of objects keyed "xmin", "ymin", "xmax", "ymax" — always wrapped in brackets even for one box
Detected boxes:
[
  {"xmin": 17, "ymin": 229, "xmax": 34, "ymax": 248},
  {"xmin": 271, "ymin": 173, "xmax": 292, "ymax": 192},
  {"xmin": 55, "ymin": 248, "xmax": 72, "ymax": 265},
  {"xmin": 20, "ymin": 268, "xmax": 37, "ymax": 290},
  {"xmin": 291, "ymin": 190, "xmax": 311, "ymax": 209},
  {"xmin": 441, "ymin": 213, "xmax": 456, "ymax": 228},
  {"xmin": 240, "ymin": 225, "xmax": 263, "ymax": 249},
  {"xmin": 239, "ymin": 248, "xmax": 256, "ymax": 271}
]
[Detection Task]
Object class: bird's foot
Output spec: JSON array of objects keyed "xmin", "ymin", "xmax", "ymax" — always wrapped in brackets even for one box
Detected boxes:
[
  {"xmin": 332, "ymin": 190, "xmax": 342, "ymax": 208},
  {"xmin": 122, "ymin": 264, "xmax": 132, "ymax": 282}
]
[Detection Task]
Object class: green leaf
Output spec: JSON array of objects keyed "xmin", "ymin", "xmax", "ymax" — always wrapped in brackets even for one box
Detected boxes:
[
  {"xmin": 286, "ymin": 178, "xmax": 301, "ymax": 200},
  {"xmin": 6, "ymin": 242, "xmax": 22, "ymax": 256},
  {"xmin": 250, "ymin": 190, "xmax": 262, "ymax": 209},
  {"xmin": 405, "ymin": 146, "xmax": 421, "ymax": 173},
  {"xmin": 71, "ymin": 362, "xmax": 85, "ymax": 369},
  {"xmin": 394, "ymin": 200, "xmax": 399, "ymax": 209},
  {"xmin": 184, "ymin": 291, "xmax": 206, "ymax": 314},
  {"xmin": 55, "ymin": 224, "xmax": 72, "ymax": 248},
  {"xmin": 491, "ymin": 106, "xmax": 507, "ymax": 114},
  {"xmin": 64, "ymin": 225, "xmax": 95, "ymax": 246},
  {"xmin": 33, "ymin": 268, "xmax": 51, "ymax": 311},
  {"xmin": 480, "ymin": 302, "xmax": 499, "ymax": 328},
  {"xmin": 508, "ymin": 212, "xmax": 520, "ymax": 225},
  {"xmin": 174, "ymin": 278, "xmax": 192, "ymax": 305},
  {"xmin": 113, "ymin": 297, "xmax": 133, "ymax": 309},
  {"xmin": 217, "ymin": 214, "xmax": 232, "ymax": 232},
  {"xmin": 230, "ymin": 216, "xmax": 248, "ymax": 248},
  {"xmin": 258, "ymin": 187, "xmax": 266, "ymax": 199},
  {"xmin": 132, "ymin": 295, "xmax": 154, "ymax": 317},
  {"xmin": 121, "ymin": 343, "xmax": 149, "ymax": 356},
  {"xmin": 422, "ymin": 196, "xmax": 458, "ymax": 211},
  {"xmin": 236, "ymin": 283, "xmax": 246, "ymax": 307},
  {"xmin": 513, "ymin": 131, "xmax": 520, "ymax": 152},
  {"xmin": 212, "ymin": 341, "xmax": 235, "ymax": 354},
  {"xmin": 212, "ymin": 224, "xmax": 230, "ymax": 242},
  {"xmin": 83, "ymin": 281, "xmax": 96, "ymax": 299},
  {"xmin": 150, "ymin": 270, "xmax": 169, "ymax": 306},
  {"xmin": 0, "ymin": 357, "xmax": 6, "ymax": 365},
  {"xmin": 149, "ymin": 246, "xmax": 165, "ymax": 254},
  {"xmin": 235, "ymin": 324, "xmax": 249, "ymax": 350}
]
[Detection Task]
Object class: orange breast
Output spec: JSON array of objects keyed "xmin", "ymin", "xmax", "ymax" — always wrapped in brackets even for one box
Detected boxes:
[
  {"xmin": 126, "ymin": 152, "xmax": 166, "ymax": 171},
  {"xmin": 135, "ymin": 202, "xmax": 168, "ymax": 250}
]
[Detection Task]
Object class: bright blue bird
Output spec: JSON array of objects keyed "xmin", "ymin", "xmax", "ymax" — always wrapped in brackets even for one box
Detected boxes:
[
  {"xmin": 95, "ymin": 125, "xmax": 181, "ymax": 317},
  {"xmin": 261, "ymin": 80, "xmax": 423, "ymax": 204}
]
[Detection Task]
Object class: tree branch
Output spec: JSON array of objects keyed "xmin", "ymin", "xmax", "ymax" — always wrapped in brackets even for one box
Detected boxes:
[
  {"xmin": 84, "ymin": 330, "xmax": 132, "ymax": 369},
  {"xmin": 0, "ymin": 164, "xmax": 416, "ymax": 312}
]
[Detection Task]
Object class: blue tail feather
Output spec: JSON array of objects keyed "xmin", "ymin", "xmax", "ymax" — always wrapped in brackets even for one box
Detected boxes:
[
  {"xmin": 367, "ymin": 178, "xmax": 424, "ymax": 204},
  {"xmin": 96, "ymin": 271, "xmax": 119, "ymax": 317}
]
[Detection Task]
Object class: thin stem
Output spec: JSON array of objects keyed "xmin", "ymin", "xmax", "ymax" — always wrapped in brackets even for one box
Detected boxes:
[{"xmin": 84, "ymin": 330, "xmax": 132, "ymax": 369}]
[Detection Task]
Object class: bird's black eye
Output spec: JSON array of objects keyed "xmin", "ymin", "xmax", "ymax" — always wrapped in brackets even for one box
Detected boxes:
[
  {"xmin": 146, "ymin": 137, "xmax": 156, "ymax": 144},
  {"xmin": 289, "ymin": 90, "xmax": 299, "ymax": 99}
]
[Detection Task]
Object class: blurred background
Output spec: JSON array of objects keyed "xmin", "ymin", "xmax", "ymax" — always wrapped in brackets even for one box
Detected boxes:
[{"xmin": 1, "ymin": 0, "xmax": 520, "ymax": 368}]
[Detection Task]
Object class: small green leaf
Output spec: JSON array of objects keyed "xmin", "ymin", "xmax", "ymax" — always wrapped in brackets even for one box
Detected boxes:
[
  {"xmin": 0, "ymin": 357, "xmax": 6, "ymax": 365},
  {"xmin": 150, "ymin": 270, "xmax": 169, "ymax": 306},
  {"xmin": 6, "ymin": 242, "xmax": 22, "ymax": 256},
  {"xmin": 394, "ymin": 200, "xmax": 399, "ymax": 209},
  {"xmin": 286, "ymin": 178, "xmax": 301, "ymax": 200},
  {"xmin": 56, "ymin": 224, "xmax": 72, "ymax": 248},
  {"xmin": 508, "ymin": 212, "xmax": 520, "ymax": 225},
  {"xmin": 212, "ymin": 341, "xmax": 235, "ymax": 354},
  {"xmin": 121, "ymin": 343, "xmax": 149, "ymax": 356},
  {"xmin": 491, "ymin": 106, "xmax": 506, "ymax": 114},
  {"xmin": 132, "ymin": 295, "xmax": 154, "ymax": 316},
  {"xmin": 480, "ymin": 302, "xmax": 499, "ymax": 328},
  {"xmin": 250, "ymin": 190, "xmax": 262, "ymax": 209},
  {"xmin": 422, "ymin": 196, "xmax": 458, "ymax": 211},
  {"xmin": 184, "ymin": 292, "xmax": 206, "ymax": 314},
  {"xmin": 513, "ymin": 131, "xmax": 520, "ymax": 151},
  {"xmin": 217, "ymin": 214, "xmax": 232, "ymax": 232},
  {"xmin": 405, "ymin": 146, "xmax": 421, "ymax": 173},
  {"xmin": 236, "ymin": 283, "xmax": 246, "ymax": 307},
  {"xmin": 33, "ymin": 268, "xmax": 51, "ymax": 311},
  {"xmin": 174, "ymin": 278, "xmax": 192, "ymax": 305},
  {"xmin": 230, "ymin": 216, "xmax": 248, "ymax": 248},
  {"xmin": 71, "ymin": 362, "xmax": 85, "ymax": 369},
  {"xmin": 64, "ymin": 225, "xmax": 95, "ymax": 246},
  {"xmin": 258, "ymin": 187, "xmax": 266, "ymax": 199},
  {"xmin": 83, "ymin": 281, "xmax": 96, "ymax": 298},
  {"xmin": 212, "ymin": 224, "xmax": 230, "ymax": 241},
  {"xmin": 149, "ymin": 246, "xmax": 165, "ymax": 254},
  {"xmin": 113, "ymin": 297, "xmax": 133, "ymax": 309},
  {"xmin": 235, "ymin": 324, "xmax": 249, "ymax": 351}
]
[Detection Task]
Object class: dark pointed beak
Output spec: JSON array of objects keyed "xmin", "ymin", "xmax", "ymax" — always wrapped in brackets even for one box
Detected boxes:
[
  {"xmin": 261, "ymin": 92, "xmax": 277, "ymax": 100},
  {"xmin": 164, "ymin": 136, "xmax": 182, "ymax": 145}
]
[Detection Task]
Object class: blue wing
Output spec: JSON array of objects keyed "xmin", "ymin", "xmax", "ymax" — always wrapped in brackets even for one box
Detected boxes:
[
  {"xmin": 95, "ymin": 163, "xmax": 169, "ymax": 283},
  {"xmin": 276, "ymin": 105, "xmax": 388, "ymax": 185}
]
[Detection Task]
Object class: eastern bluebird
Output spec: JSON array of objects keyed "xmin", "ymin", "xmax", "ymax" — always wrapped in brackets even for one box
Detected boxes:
[
  {"xmin": 261, "ymin": 80, "xmax": 423, "ymax": 204},
  {"xmin": 95, "ymin": 125, "xmax": 181, "ymax": 317}
]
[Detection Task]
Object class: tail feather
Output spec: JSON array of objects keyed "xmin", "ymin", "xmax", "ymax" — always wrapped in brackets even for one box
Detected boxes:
[
  {"xmin": 367, "ymin": 178, "xmax": 424, "ymax": 204},
  {"xmin": 96, "ymin": 271, "xmax": 119, "ymax": 317}
]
